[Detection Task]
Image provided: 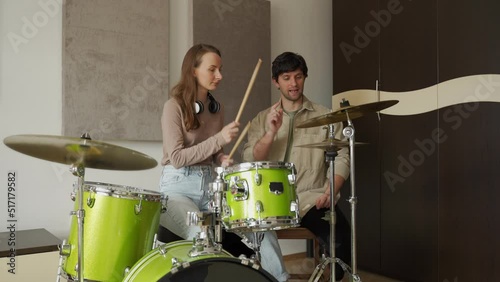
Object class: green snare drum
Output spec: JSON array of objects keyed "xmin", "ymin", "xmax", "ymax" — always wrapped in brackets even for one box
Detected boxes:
[
  {"xmin": 222, "ymin": 162, "xmax": 300, "ymax": 231},
  {"xmin": 123, "ymin": 240, "xmax": 277, "ymax": 282},
  {"xmin": 62, "ymin": 182, "xmax": 165, "ymax": 281}
]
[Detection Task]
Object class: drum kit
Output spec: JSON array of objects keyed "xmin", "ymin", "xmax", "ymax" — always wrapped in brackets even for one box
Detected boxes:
[{"xmin": 3, "ymin": 99, "xmax": 398, "ymax": 282}]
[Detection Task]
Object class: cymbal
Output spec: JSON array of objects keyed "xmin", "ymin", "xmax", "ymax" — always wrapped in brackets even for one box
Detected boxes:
[
  {"xmin": 296, "ymin": 100, "xmax": 399, "ymax": 128},
  {"xmin": 3, "ymin": 134, "xmax": 158, "ymax": 170},
  {"xmin": 295, "ymin": 139, "xmax": 368, "ymax": 151}
]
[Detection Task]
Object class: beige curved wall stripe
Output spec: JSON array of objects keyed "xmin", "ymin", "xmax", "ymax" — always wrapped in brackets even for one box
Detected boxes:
[{"xmin": 332, "ymin": 74, "xmax": 500, "ymax": 116}]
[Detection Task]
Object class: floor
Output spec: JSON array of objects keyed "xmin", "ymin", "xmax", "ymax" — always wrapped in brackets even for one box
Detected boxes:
[{"xmin": 284, "ymin": 254, "xmax": 401, "ymax": 282}]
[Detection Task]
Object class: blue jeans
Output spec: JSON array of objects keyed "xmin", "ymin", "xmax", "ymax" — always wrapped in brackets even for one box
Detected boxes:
[{"xmin": 159, "ymin": 165, "xmax": 289, "ymax": 282}]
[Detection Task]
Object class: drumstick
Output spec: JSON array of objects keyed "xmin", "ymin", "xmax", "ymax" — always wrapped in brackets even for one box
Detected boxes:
[
  {"xmin": 235, "ymin": 58, "xmax": 263, "ymax": 123},
  {"xmin": 228, "ymin": 122, "xmax": 251, "ymax": 159}
]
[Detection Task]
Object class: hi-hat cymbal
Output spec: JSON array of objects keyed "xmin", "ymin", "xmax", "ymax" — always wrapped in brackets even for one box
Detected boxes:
[
  {"xmin": 295, "ymin": 139, "xmax": 368, "ymax": 151},
  {"xmin": 3, "ymin": 134, "xmax": 158, "ymax": 170},
  {"xmin": 296, "ymin": 100, "xmax": 399, "ymax": 128}
]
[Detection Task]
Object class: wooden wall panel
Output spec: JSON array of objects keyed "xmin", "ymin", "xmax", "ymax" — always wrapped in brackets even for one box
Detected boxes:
[
  {"xmin": 438, "ymin": 103, "xmax": 500, "ymax": 281},
  {"xmin": 62, "ymin": 0, "xmax": 169, "ymax": 141},
  {"xmin": 333, "ymin": 0, "xmax": 382, "ymax": 274},
  {"xmin": 335, "ymin": 0, "xmax": 500, "ymax": 281},
  {"xmin": 438, "ymin": 2, "xmax": 500, "ymax": 281},
  {"xmin": 333, "ymin": 0, "xmax": 380, "ymax": 94},
  {"xmin": 438, "ymin": 1, "xmax": 500, "ymax": 81},
  {"xmin": 378, "ymin": 0, "xmax": 438, "ymax": 281},
  {"xmin": 192, "ymin": 0, "xmax": 271, "ymax": 163}
]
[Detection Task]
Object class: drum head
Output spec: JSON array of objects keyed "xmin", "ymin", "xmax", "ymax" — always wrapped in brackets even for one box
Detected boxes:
[{"xmin": 158, "ymin": 257, "xmax": 277, "ymax": 282}]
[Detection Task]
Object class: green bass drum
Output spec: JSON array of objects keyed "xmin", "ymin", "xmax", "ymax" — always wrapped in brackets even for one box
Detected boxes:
[{"xmin": 123, "ymin": 240, "xmax": 277, "ymax": 282}]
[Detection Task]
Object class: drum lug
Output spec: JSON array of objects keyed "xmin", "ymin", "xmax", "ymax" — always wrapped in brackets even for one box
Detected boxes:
[
  {"xmin": 134, "ymin": 198, "xmax": 143, "ymax": 214},
  {"xmin": 288, "ymin": 173, "xmax": 296, "ymax": 185},
  {"xmin": 86, "ymin": 197, "xmax": 95, "ymax": 208},
  {"xmin": 123, "ymin": 267, "xmax": 130, "ymax": 277},
  {"xmin": 86, "ymin": 187, "xmax": 96, "ymax": 208},
  {"xmin": 255, "ymin": 200, "xmax": 264, "ymax": 213},
  {"xmin": 288, "ymin": 164, "xmax": 297, "ymax": 185},
  {"xmin": 290, "ymin": 201, "xmax": 299, "ymax": 212},
  {"xmin": 254, "ymin": 172, "xmax": 262, "ymax": 186},
  {"xmin": 171, "ymin": 257, "xmax": 183, "ymax": 269},
  {"xmin": 158, "ymin": 244, "xmax": 169, "ymax": 256}
]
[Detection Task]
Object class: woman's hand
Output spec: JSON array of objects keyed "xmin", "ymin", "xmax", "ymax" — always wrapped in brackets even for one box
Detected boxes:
[
  {"xmin": 220, "ymin": 121, "xmax": 240, "ymax": 144},
  {"xmin": 219, "ymin": 154, "xmax": 234, "ymax": 168}
]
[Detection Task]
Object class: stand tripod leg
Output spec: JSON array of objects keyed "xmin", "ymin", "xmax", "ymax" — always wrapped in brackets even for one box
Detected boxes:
[
  {"xmin": 235, "ymin": 231, "xmax": 265, "ymax": 263},
  {"xmin": 252, "ymin": 232, "xmax": 265, "ymax": 262},
  {"xmin": 308, "ymin": 256, "xmax": 332, "ymax": 282}
]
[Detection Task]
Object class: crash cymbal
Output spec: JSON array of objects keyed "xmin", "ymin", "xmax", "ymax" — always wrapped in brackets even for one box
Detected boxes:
[
  {"xmin": 296, "ymin": 100, "xmax": 399, "ymax": 128},
  {"xmin": 3, "ymin": 134, "xmax": 158, "ymax": 170},
  {"xmin": 295, "ymin": 139, "xmax": 368, "ymax": 151}
]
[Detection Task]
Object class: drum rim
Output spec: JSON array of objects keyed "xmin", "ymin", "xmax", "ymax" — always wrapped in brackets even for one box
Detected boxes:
[
  {"xmin": 159, "ymin": 256, "xmax": 277, "ymax": 281},
  {"xmin": 83, "ymin": 181, "xmax": 164, "ymax": 201},
  {"xmin": 124, "ymin": 240, "xmax": 234, "ymax": 282},
  {"xmin": 224, "ymin": 161, "xmax": 295, "ymax": 174},
  {"xmin": 224, "ymin": 217, "xmax": 300, "ymax": 231}
]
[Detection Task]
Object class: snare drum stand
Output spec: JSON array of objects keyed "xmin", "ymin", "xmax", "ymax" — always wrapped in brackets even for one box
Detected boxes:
[
  {"xmin": 186, "ymin": 167, "xmax": 228, "ymax": 257},
  {"xmin": 186, "ymin": 211, "xmax": 223, "ymax": 256}
]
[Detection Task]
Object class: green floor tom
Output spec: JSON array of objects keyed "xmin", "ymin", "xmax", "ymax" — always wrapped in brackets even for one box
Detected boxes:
[{"xmin": 62, "ymin": 182, "xmax": 165, "ymax": 281}]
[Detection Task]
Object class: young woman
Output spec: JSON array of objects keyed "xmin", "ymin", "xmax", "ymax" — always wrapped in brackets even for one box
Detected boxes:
[{"xmin": 159, "ymin": 44, "xmax": 288, "ymax": 282}]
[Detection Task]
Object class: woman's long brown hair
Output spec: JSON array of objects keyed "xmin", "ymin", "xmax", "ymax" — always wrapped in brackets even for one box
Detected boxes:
[{"xmin": 169, "ymin": 44, "xmax": 221, "ymax": 131}]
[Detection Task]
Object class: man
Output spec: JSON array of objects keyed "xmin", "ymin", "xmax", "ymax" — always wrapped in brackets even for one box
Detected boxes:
[{"xmin": 242, "ymin": 52, "xmax": 351, "ymax": 281}]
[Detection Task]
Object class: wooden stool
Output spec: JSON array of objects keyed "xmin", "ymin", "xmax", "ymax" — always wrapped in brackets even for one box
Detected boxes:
[{"xmin": 275, "ymin": 227, "xmax": 322, "ymax": 280}]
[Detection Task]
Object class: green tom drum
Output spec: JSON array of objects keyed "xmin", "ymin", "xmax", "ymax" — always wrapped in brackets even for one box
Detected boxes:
[{"xmin": 222, "ymin": 162, "xmax": 300, "ymax": 232}]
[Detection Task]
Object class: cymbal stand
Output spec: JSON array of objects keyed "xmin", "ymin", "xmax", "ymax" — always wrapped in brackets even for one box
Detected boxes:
[
  {"xmin": 57, "ymin": 162, "xmax": 86, "ymax": 282},
  {"xmin": 308, "ymin": 123, "xmax": 338, "ymax": 282},
  {"xmin": 343, "ymin": 112, "xmax": 362, "ymax": 282},
  {"xmin": 308, "ymin": 121, "xmax": 362, "ymax": 282},
  {"xmin": 57, "ymin": 133, "xmax": 92, "ymax": 282},
  {"xmin": 71, "ymin": 163, "xmax": 86, "ymax": 282}
]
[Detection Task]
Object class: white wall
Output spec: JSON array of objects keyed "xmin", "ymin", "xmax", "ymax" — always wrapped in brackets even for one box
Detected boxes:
[
  {"xmin": 1, "ymin": 0, "xmax": 333, "ymax": 255},
  {"xmin": 269, "ymin": 0, "xmax": 333, "ymax": 108}
]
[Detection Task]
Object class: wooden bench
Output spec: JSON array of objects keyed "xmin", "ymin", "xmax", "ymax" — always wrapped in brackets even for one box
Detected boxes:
[{"xmin": 275, "ymin": 227, "xmax": 322, "ymax": 280}]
